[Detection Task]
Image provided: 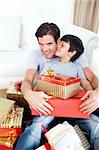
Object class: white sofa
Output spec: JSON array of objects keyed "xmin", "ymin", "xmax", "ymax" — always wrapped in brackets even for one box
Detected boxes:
[{"xmin": 0, "ymin": 17, "xmax": 99, "ymax": 89}]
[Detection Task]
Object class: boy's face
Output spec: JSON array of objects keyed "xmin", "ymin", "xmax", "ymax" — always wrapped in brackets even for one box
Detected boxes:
[
  {"xmin": 55, "ymin": 41, "xmax": 70, "ymax": 58},
  {"xmin": 38, "ymin": 35, "xmax": 58, "ymax": 59}
]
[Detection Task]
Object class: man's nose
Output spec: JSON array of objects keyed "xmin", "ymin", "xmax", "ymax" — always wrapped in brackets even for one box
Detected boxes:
[{"xmin": 42, "ymin": 45, "xmax": 49, "ymax": 51}]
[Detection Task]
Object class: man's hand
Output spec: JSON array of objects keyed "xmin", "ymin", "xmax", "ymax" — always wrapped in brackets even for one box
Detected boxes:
[
  {"xmin": 80, "ymin": 90, "xmax": 99, "ymax": 114},
  {"xmin": 26, "ymin": 91, "xmax": 54, "ymax": 115}
]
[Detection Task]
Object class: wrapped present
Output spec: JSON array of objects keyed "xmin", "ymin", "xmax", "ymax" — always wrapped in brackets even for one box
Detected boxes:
[
  {"xmin": 36, "ymin": 123, "xmax": 90, "ymax": 150},
  {"xmin": 6, "ymin": 82, "xmax": 29, "ymax": 108},
  {"xmin": 0, "ymin": 98, "xmax": 23, "ymax": 148},
  {"xmin": 44, "ymin": 121, "xmax": 90, "ymax": 150},
  {"xmin": 35, "ymin": 74, "xmax": 80, "ymax": 99},
  {"xmin": 0, "ymin": 98, "xmax": 15, "ymax": 124},
  {"xmin": 32, "ymin": 90, "xmax": 90, "ymax": 118},
  {"xmin": 0, "ymin": 106, "xmax": 23, "ymax": 137},
  {"xmin": 6, "ymin": 82, "xmax": 23, "ymax": 102},
  {"xmin": 6, "ymin": 82, "xmax": 33, "ymax": 122}
]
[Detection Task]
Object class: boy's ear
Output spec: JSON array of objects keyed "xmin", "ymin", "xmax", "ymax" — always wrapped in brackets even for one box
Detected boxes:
[{"xmin": 68, "ymin": 50, "xmax": 77, "ymax": 59}]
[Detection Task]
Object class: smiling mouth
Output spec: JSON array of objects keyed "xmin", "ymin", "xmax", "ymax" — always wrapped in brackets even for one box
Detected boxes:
[{"xmin": 44, "ymin": 51, "xmax": 51, "ymax": 54}]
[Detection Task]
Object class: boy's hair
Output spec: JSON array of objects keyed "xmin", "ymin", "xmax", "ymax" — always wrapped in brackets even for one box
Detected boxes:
[
  {"xmin": 61, "ymin": 34, "xmax": 84, "ymax": 62},
  {"xmin": 35, "ymin": 22, "xmax": 60, "ymax": 43}
]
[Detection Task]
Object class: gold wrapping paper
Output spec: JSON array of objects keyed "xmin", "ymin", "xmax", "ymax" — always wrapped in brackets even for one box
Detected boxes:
[
  {"xmin": 36, "ymin": 79, "xmax": 80, "ymax": 99},
  {"xmin": 0, "ymin": 136, "xmax": 17, "ymax": 148},
  {"xmin": 0, "ymin": 107, "xmax": 24, "ymax": 129},
  {"xmin": 0, "ymin": 98, "xmax": 15, "ymax": 124}
]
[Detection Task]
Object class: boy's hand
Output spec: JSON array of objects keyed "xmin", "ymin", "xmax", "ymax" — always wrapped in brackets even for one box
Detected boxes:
[
  {"xmin": 26, "ymin": 91, "xmax": 54, "ymax": 115},
  {"xmin": 80, "ymin": 90, "xmax": 99, "ymax": 114}
]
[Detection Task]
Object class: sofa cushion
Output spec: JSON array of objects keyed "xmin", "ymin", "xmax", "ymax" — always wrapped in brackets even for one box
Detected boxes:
[
  {"xmin": 62, "ymin": 24, "xmax": 99, "ymax": 65},
  {"xmin": 0, "ymin": 17, "xmax": 20, "ymax": 51},
  {"xmin": 91, "ymin": 47, "xmax": 99, "ymax": 78}
]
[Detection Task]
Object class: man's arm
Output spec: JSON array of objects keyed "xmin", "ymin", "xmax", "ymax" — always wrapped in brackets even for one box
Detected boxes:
[
  {"xmin": 80, "ymin": 67, "xmax": 99, "ymax": 114},
  {"xmin": 21, "ymin": 69, "xmax": 54, "ymax": 115},
  {"xmin": 80, "ymin": 78, "xmax": 93, "ymax": 91},
  {"xmin": 83, "ymin": 67, "xmax": 99, "ymax": 90}
]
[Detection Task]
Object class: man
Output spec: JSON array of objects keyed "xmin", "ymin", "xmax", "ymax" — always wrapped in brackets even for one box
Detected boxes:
[{"xmin": 15, "ymin": 23, "xmax": 99, "ymax": 150}]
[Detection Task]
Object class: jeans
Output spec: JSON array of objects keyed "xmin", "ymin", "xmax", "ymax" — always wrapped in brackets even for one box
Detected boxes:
[{"xmin": 15, "ymin": 114, "xmax": 99, "ymax": 150}]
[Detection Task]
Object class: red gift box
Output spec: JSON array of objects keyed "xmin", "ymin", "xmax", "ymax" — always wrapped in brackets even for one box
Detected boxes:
[
  {"xmin": 35, "ymin": 75, "xmax": 80, "ymax": 99},
  {"xmin": 0, "ymin": 128, "xmax": 22, "ymax": 137},
  {"xmin": 0, "ymin": 144, "xmax": 13, "ymax": 150},
  {"xmin": 32, "ymin": 90, "xmax": 90, "ymax": 118}
]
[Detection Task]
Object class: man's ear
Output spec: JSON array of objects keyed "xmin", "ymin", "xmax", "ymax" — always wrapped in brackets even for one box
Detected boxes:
[{"xmin": 57, "ymin": 38, "xmax": 61, "ymax": 48}]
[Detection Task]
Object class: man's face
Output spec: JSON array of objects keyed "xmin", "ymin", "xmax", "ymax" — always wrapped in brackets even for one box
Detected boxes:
[{"xmin": 38, "ymin": 35, "xmax": 58, "ymax": 59}]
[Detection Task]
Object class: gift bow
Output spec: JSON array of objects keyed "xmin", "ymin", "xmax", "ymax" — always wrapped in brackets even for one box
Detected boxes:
[{"xmin": 0, "ymin": 129, "xmax": 17, "ymax": 148}]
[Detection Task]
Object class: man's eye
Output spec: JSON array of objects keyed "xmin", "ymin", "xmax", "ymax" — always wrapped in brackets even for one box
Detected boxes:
[
  {"xmin": 48, "ymin": 43, "xmax": 52, "ymax": 45},
  {"xmin": 39, "ymin": 43, "xmax": 43, "ymax": 46}
]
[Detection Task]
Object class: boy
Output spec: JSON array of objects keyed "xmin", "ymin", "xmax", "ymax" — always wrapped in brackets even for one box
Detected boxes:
[{"xmin": 50, "ymin": 34, "xmax": 93, "ymax": 91}]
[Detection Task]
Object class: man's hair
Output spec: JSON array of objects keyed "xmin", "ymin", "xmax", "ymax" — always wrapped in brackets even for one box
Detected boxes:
[
  {"xmin": 35, "ymin": 22, "xmax": 60, "ymax": 43},
  {"xmin": 61, "ymin": 34, "xmax": 84, "ymax": 62}
]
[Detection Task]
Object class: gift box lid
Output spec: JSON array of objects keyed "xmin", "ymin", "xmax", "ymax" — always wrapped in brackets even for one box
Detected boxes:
[
  {"xmin": 0, "ymin": 98, "xmax": 15, "ymax": 124},
  {"xmin": 36, "ymin": 75, "xmax": 80, "ymax": 86}
]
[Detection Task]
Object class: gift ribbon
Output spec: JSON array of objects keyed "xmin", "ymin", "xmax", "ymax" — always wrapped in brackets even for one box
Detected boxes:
[
  {"xmin": 42, "ymin": 125, "xmax": 52, "ymax": 150},
  {"xmin": 0, "ymin": 130, "xmax": 17, "ymax": 148},
  {"xmin": 44, "ymin": 143, "xmax": 52, "ymax": 150},
  {"xmin": 0, "ymin": 129, "xmax": 17, "ymax": 137}
]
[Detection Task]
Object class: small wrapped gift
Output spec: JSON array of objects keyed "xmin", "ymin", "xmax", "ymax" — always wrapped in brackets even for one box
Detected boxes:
[
  {"xmin": 44, "ymin": 121, "xmax": 90, "ymax": 150},
  {"xmin": 6, "ymin": 82, "xmax": 30, "ymax": 108},
  {"xmin": 0, "ymin": 104, "xmax": 23, "ymax": 148},
  {"xmin": 6, "ymin": 82, "xmax": 23, "ymax": 101},
  {"xmin": 0, "ymin": 98, "xmax": 15, "ymax": 124},
  {"xmin": 0, "ymin": 106, "xmax": 23, "ymax": 136},
  {"xmin": 35, "ymin": 74, "xmax": 80, "ymax": 99},
  {"xmin": 32, "ymin": 90, "xmax": 89, "ymax": 118},
  {"xmin": 36, "ymin": 121, "xmax": 90, "ymax": 150}
]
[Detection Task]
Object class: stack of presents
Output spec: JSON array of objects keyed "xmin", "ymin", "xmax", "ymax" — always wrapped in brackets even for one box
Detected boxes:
[
  {"xmin": 6, "ymin": 70, "xmax": 91, "ymax": 149},
  {"xmin": 0, "ymin": 98, "xmax": 23, "ymax": 150}
]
